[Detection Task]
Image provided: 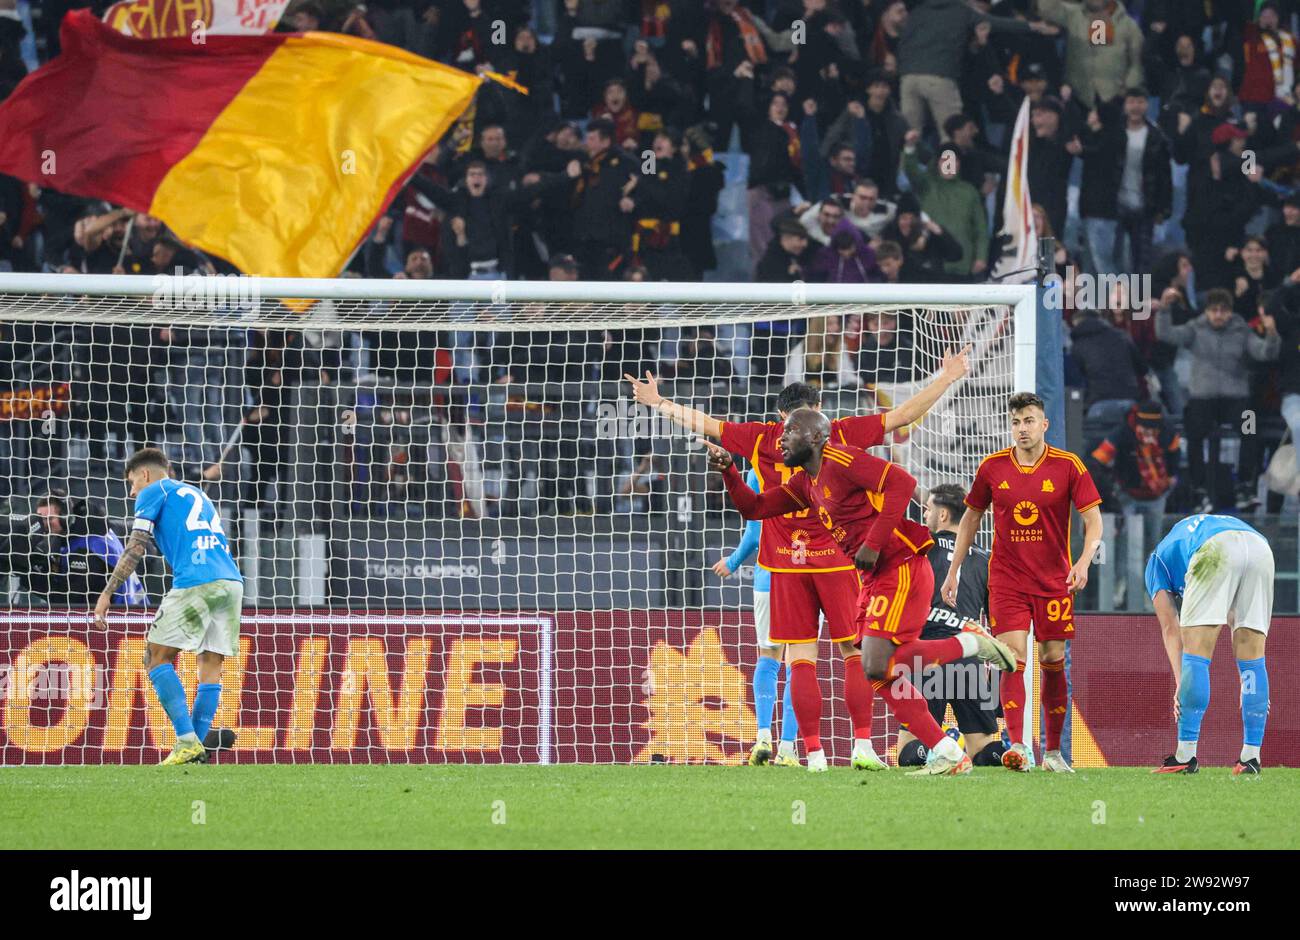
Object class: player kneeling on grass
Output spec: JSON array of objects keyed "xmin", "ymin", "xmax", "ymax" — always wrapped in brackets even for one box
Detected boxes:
[
  {"xmin": 897, "ymin": 484, "xmax": 1004, "ymax": 768},
  {"xmin": 708, "ymin": 409, "xmax": 1017, "ymax": 776},
  {"xmin": 92, "ymin": 447, "xmax": 245, "ymax": 766},
  {"xmin": 1146, "ymin": 514, "xmax": 1273, "ymax": 775}
]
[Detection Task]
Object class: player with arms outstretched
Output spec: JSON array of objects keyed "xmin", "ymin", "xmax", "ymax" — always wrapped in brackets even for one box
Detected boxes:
[
  {"xmin": 941, "ymin": 392, "xmax": 1103, "ymax": 773},
  {"xmin": 1146, "ymin": 514, "xmax": 1273, "ymax": 775},
  {"xmin": 628, "ymin": 353, "xmax": 970, "ymax": 771},
  {"xmin": 709, "ymin": 408, "xmax": 1016, "ymax": 776},
  {"xmin": 93, "ymin": 447, "xmax": 245, "ymax": 766}
]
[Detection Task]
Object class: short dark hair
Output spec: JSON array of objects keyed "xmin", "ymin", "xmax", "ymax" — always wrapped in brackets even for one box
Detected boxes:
[
  {"xmin": 586, "ymin": 118, "xmax": 615, "ymax": 141},
  {"xmin": 775, "ymin": 382, "xmax": 821, "ymax": 414},
  {"xmin": 943, "ymin": 113, "xmax": 974, "ymax": 137},
  {"xmin": 1008, "ymin": 391, "xmax": 1045, "ymax": 413},
  {"xmin": 928, "ymin": 483, "xmax": 966, "ymax": 522},
  {"xmin": 35, "ymin": 492, "xmax": 68, "ymax": 515},
  {"xmin": 875, "ymin": 240, "xmax": 903, "ymax": 261},
  {"xmin": 831, "ymin": 143, "xmax": 856, "ymax": 158},
  {"xmin": 464, "ymin": 158, "xmax": 489, "ymax": 174},
  {"xmin": 1204, "ymin": 287, "xmax": 1234, "ymax": 310},
  {"xmin": 125, "ymin": 447, "xmax": 170, "ymax": 476}
]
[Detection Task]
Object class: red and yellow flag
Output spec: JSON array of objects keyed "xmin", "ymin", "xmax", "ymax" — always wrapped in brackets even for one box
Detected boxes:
[{"xmin": 0, "ymin": 10, "xmax": 481, "ymax": 278}]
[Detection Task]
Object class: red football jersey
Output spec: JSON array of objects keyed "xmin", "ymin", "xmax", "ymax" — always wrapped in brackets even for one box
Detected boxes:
[
  {"xmin": 779, "ymin": 442, "xmax": 934, "ymax": 572},
  {"xmin": 965, "ymin": 446, "xmax": 1103, "ymax": 597},
  {"xmin": 720, "ymin": 413, "xmax": 888, "ymax": 573}
]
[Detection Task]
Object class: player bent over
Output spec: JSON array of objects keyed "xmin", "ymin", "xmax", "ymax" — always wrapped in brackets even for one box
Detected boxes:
[
  {"xmin": 93, "ymin": 447, "xmax": 245, "ymax": 766},
  {"xmin": 709, "ymin": 409, "xmax": 1016, "ymax": 776},
  {"xmin": 1146, "ymin": 514, "xmax": 1274, "ymax": 775},
  {"xmin": 942, "ymin": 393, "xmax": 1103, "ymax": 773},
  {"xmin": 630, "ymin": 350, "xmax": 970, "ymax": 772},
  {"xmin": 896, "ymin": 484, "xmax": 1004, "ymax": 768},
  {"xmin": 712, "ymin": 467, "xmax": 800, "ymax": 766}
]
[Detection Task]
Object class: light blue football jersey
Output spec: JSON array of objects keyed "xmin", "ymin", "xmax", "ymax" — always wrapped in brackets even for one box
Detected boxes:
[
  {"xmin": 1145, "ymin": 514, "xmax": 1261, "ymax": 599},
  {"xmin": 132, "ymin": 479, "xmax": 244, "ymax": 589}
]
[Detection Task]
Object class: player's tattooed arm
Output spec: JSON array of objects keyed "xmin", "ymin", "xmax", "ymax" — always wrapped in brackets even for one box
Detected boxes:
[
  {"xmin": 882, "ymin": 345, "xmax": 971, "ymax": 433},
  {"xmin": 624, "ymin": 370, "xmax": 724, "ymax": 439},
  {"xmin": 1152, "ymin": 590, "xmax": 1183, "ymax": 718},
  {"xmin": 92, "ymin": 530, "xmax": 152, "ymax": 628}
]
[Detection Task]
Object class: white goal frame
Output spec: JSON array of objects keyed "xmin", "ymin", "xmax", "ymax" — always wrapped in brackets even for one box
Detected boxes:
[{"xmin": 0, "ymin": 273, "xmax": 1039, "ymax": 761}]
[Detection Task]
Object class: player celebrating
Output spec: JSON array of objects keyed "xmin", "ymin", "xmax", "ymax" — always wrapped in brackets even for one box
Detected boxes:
[
  {"xmin": 627, "ymin": 352, "xmax": 969, "ymax": 772},
  {"xmin": 92, "ymin": 447, "xmax": 245, "ymax": 766},
  {"xmin": 941, "ymin": 392, "xmax": 1103, "ymax": 773},
  {"xmin": 1146, "ymin": 514, "xmax": 1274, "ymax": 775},
  {"xmin": 709, "ymin": 409, "xmax": 1016, "ymax": 776},
  {"xmin": 896, "ymin": 483, "xmax": 1003, "ymax": 768},
  {"xmin": 712, "ymin": 467, "xmax": 800, "ymax": 766}
]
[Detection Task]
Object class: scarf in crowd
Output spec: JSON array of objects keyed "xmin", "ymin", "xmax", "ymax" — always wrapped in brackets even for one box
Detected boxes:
[
  {"xmin": 706, "ymin": 7, "xmax": 768, "ymax": 71},
  {"xmin": 1087, "ymin": 0, "xmax": 1118, "ymax": 45},
  {"xmin": 1130, "ymin": 420, "xmax": 1174, "ymax": 499},
  {"xmin": 688, "ymin": 147, "xmax": 715, "ymax": 172},
  {"xmin": 779, "ymin": 119, "xmax": 801, "ymax": 170},
  {"xmin": 1261, "ymin": 28, "xmax": 1296, "ymax": 96},
  {"xmin": 640, "ymin": 0, "xmax": 672, "ymax": 39}
]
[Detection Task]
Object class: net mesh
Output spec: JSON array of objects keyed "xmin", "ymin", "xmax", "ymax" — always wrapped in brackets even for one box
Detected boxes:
[{"xmin": 0, "ymin": 285, "xmax": 1020, "ymax": 765}]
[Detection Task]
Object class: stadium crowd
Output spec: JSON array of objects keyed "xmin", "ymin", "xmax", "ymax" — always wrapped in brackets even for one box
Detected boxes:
[{"xmin": 2, "ymin": 0, "xmax": 1300, "ymax": 540}]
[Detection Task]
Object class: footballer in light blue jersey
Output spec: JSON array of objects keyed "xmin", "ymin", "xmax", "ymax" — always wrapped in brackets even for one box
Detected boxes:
[
  {"xmin": 1145, "ymin": 514, "xmax": 1274, "ymax": 776},
  {"xmin": 93, "ymin": 448, "xmax": 244, "ymax": 766}
]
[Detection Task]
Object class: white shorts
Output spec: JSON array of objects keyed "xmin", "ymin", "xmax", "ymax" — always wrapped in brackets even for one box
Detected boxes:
[
  {"xmin": 1181, "ymin": 530, "xmax": 1274, "ymax": 635},
  {"xmin": 753, "ymin": 590, "xmax": 779, "ymax": 651},
  {"xmin": 147, "ymin": 580, "xmax": 244, "ymax": 656}
]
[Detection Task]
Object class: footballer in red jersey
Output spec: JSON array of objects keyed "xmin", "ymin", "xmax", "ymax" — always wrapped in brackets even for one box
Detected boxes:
[
  {"xmin": 710, "ymin": 408, "xmax": 1017, "ymax": 776},
  {"xmin": 626, "ymin": 352, "xmax": 970, "ymax": 770},
  {"xmin": 942, "ymin": 392, "xmax": 1103, "ymax": 774}
]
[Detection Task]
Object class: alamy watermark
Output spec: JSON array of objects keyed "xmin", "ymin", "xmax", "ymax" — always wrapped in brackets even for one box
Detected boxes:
[{"xmin": 1042, "ymin": 266, "xmax": 1153, "ymax": 318}]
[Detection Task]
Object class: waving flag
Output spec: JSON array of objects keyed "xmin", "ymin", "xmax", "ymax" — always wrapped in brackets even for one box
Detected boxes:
[
  {"xmin": 0, "ymin": 10, "xmax": 481, "ymax": 278},
  {"xmin": 990, "ymin": 97, "xmax": 1038, "ymax": 284},
  {"xmin": 104, "ymin": 0, "xmax": 290, "ymax": 37}
]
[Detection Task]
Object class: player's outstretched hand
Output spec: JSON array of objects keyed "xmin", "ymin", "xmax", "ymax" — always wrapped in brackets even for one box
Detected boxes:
[
  {"xmin": 940, "ymin": 345, "xmax": 972, "ymax": 384},
  {"xmin": 711, "ymin": 557, "xmax": 733, "ymax": 578},
  {"xmin": 624, "ymin": 370, "xmax": 663, "ymax": 408},
  {"xmin": 940, "ymin": 575, "xmax": 958, "ymax": 607},
  {"xmin": 1066, "ymin": 559, "xmax": 1089, "ymax": 594},
  {"xmin": 92, "ymin": 593, "xmax": 111, "ymax": 630},
  {"xmin": 703, "ymin": 439, "xmax": 733, "ymax": 473}
]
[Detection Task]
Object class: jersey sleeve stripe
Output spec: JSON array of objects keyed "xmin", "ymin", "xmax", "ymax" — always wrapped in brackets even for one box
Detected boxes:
[
  {"xmin": 1075, "ymin": 497, "xmax": 1103, "ymax": 513},
  {"xmin": 877, "ymin": 461, "xmax": 891, "ymax": 490},
  {"xmin": 751, "ymin": 436, "xmax": 766, "ymax": 490},
  {"xmin": 780, "ymin": 483, "xmax": 807, "ymax": 508}
]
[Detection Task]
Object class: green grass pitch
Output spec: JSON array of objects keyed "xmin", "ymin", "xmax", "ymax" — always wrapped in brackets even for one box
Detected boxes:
[{"xmin": 2, "ymin": 765, "xmax": 1296, "ymax": 850}]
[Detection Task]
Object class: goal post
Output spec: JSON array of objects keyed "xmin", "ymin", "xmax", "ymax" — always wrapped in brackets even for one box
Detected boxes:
[{"xmin": 0, "ymin": 272, "xmax": 1037, "ymax": 765}]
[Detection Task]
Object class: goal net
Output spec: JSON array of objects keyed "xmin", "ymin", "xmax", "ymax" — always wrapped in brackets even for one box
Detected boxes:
[{"xmin": 0, "ymin": 274, "xmax": 1035, "ymax": 765}]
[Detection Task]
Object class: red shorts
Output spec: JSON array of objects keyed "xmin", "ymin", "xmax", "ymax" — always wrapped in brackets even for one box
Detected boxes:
[
  {"xmin": 768, "ymin": 568, "xmax": 861, "ymax": 643},
  {"xmin": 856, "ymin": 555, "xmax": 934, "ymax": 644},
  {"xmin": 989, "ymin": 589, "xmax": 1077, "ymax": 642}
]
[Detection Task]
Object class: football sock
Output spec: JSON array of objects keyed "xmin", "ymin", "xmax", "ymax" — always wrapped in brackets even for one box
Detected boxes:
[
  {"xmin": 779, "ymin": 664, "xmax": 799, "ymax": 744},
  {"xmin": 842, "ymin": 654, "xmax": 875, "ymax": 740},
  {"xmin": 1177, "ymin": 653, "xmax": 1211, "ymax": 752},
  {"xmin": 973, "ymin": 741, "xmax": 1006, "ymax": 766},
  {"xmin": 191, "ymin": 683, "xmax": 221, "ymax": 744},
  {"xmin": 1001, "ymin": 659, "xmax": 1027, "ymax": 742},
  {"xmin": 888, "ymin": 636, "xmax": 965, "ymax": 674},
  {"xmin": 875, "ymin": 676, "xmax": 944, "ymax": 749},
  {"xmin": 753, "ymin": 656, "xmax": 779, "ymax": 737},
  {"xmin": 789, "ymin": 659, "xmax": 823, "ymax": 753},
  {"xmin": 148, "ymin": 663, "xmax": 197, "ymax": 742},
  {"xmin": 1237, "ymin": 656, "xmax": 1269, "ymax": 757},
  {"xmin": 1040, "ymin": 658, "xmax": 1068, "ymax": 751},
  {"xmin": 898, "ymin": 739, "xmax": 927, "ymax": 766}
]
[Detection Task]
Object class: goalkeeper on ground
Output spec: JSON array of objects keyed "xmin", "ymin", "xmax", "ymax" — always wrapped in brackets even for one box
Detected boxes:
[{"xmin": 93, "ymin": 447, "xmax": 245, "ymax": 766}]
